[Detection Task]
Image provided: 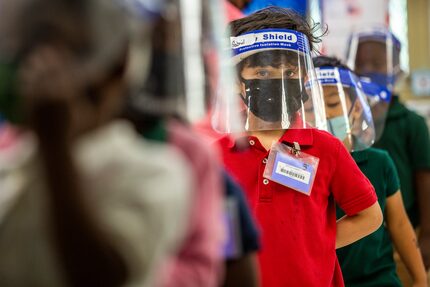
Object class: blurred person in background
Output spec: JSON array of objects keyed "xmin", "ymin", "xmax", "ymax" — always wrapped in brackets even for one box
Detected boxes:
[
  {"xmin": 0, "ymin": 0, "xmax": 193, "ymax": 286},
  {"xmin": 122, "ymin": 0, "xmax": 260, "ymax": 286},
  {"xmin": 194, "ymin": 1, "xmax": 262, "ymax": 285},
  {"xmin": 347, "ymin": 28, "xmax": 430, "ymax": 285},
  {"xmin": 224, "ymin": 0, "xmax": 246, "ymax": 21},
  {"xmin": 314, "ymin": 55, "xmax": 428, "ymax": 287},
  {"xmin": 240, "ymin": 0, "xmax": 307, "ymax": 16},
  {"xmin": 227, "ymin": 0, "xmax": 251, "ymax": 11}
]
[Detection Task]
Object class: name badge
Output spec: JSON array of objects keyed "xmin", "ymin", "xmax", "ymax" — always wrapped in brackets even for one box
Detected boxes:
[{"xmin": 263, "ymin": 142, "xmax": 319, "ymax": 196}]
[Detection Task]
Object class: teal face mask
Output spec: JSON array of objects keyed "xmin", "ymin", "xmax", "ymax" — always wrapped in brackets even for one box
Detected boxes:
[
  {"xmin": 327, "ymin": 116, "xmax": 348, "ymax": 141},
  {"xmin": 326, "ymin": 94, "xmax": 357, "ymax": 142}
]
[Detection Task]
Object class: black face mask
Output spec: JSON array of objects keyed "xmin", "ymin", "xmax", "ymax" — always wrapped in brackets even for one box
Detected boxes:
[{"xmin": 241, "ymin": 78, "xmax": 309, "ymax": 122}]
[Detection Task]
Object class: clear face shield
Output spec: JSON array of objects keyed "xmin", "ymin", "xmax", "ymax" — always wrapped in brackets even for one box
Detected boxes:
[
  {"xmin": 121, "ymin": 0, "xmax": 186, "ymax": 119},
  {"xmin": 199, "ymin": 0, "xmax": 242, "ymax": 134},
  {"xmin": 359, "ymin": 77, "xmax": 391, "ymax": 141},
  {"xmin": 316, "ymin": 67, "xmax": 375, "ymax": 152},
  {"xmin": 213, "ymin": 29, "xmax": 327, "ymax": 133},
  {"xmin": 345, "ymin": 26, "xmax": 402, "ymax": 92},
  {"xmin": 122, "ymin": 0, "xmax": 239, "ymax": 132}
]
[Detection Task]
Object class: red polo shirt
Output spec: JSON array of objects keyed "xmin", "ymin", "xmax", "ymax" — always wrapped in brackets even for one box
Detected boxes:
[{"xmin": 216, "ymin": 128, "xmax": 377, "ymax": 287}]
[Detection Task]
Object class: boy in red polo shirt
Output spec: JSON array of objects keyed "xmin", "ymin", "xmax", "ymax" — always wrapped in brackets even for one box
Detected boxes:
[{"xmin": 214, "ymin": 7, "xmax": 383, "ymax": 286}]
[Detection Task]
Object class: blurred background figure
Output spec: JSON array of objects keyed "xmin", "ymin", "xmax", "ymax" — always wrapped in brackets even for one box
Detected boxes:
[
  {"xmin": 224, "ymin": 0, "xmax": 246, "ymax": 21},
  {"xmin": 226, "ymin": 0, "xmax": 252, "ymax": 11},
  {"xmin": 242, "ymin": 0, "xmax": 306, "ymax": 16},
  {"xmin": 122, "ymin": 0, "xmax": 260, "ymax": 286},
  {"xmin": 0, "ymin": 0, "xmax": 260, "ymax": 285},
  {"xmin": 0, "ymin": 0, "xmax": 194, "ymax": 286}
]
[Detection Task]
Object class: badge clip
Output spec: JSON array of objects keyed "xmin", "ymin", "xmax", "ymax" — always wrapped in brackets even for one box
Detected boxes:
[{"xmin": 292, "ymin": 142, "xmax": 301, "ymax": 156}]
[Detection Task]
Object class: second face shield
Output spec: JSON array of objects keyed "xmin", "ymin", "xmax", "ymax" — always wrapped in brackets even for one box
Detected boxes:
[
  {"xmin": 214, "ymin": 29, "xmax": 327, "ymax": 132},
  {"xmin": 316, "ymin": 67, "xmax": 375, "ymax": 151},
  {"xmin": 345, "ymin": 26, "xmax": 402, "ymax": 92}
]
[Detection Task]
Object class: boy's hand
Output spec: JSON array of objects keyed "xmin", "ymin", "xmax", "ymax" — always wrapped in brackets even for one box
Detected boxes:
[
  {"xmin": 412, "ymin": 280, "xmax": 428, "ymax": 287},
  {"xmin": 419, "ymin": 232, "xmax": 430, "ymax": 270}
]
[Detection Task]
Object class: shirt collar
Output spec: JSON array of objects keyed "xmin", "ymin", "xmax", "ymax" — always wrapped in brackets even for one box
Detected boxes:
[
  {"xmin": 226, "ymin": 128, "xmax": 314, "ymax": 150},
  {"xmin": 279, "ymin": 128, "xmax": 314, "ymax": 146},
  {"xmin": 351, "ymin": 149, "xmax": 369, "ymax": 163},
  {"xmin": 388, "ymin": 95, "xmax": 408, "ymax": 119},
  {"xmin": 225, "ymin": 116, "xmax": 315, "ymax": 149}
]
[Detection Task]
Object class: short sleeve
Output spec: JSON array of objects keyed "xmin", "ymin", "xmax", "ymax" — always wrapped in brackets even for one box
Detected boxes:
[
  {"xmin": 331, "ymin": 140, "xmax": 377, "ymax": 216},
  {"xmin": 408, "ymin": 114, "xmax": 430, "ymax": 170},
  {"xmin": 383, "ymin": 152, "xmax": 400, "ymax": 197}
]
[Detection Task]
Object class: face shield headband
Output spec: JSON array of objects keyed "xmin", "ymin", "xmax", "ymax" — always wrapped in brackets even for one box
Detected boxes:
[
  {"xmin": 230, "ymin": 28, "xmax": 310, "ymax": 64},
  {"xmin": 359, "ymin": 78, "xmax": 392, "ymax": 104}
]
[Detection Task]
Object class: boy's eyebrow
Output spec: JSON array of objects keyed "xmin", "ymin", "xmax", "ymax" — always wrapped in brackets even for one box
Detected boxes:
[{"xmin": 325, "ymin": 91, "xmax": 340, "ymax": 99}]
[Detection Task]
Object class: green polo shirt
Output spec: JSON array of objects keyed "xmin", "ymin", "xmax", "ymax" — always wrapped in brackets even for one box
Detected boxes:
[
  {"xmin": 374, "ymin": 96, "xmax": 430, "ymax": 226},
  {"xmin": 336, "ymin": 148, "xmax": 401, "ymax": 287}
]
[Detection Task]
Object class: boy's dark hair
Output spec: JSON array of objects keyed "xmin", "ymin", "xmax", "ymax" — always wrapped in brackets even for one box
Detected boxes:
[
  {"xmin": 229, "ymin": 6, "xmax": 323, "ymax": 52},
  {"xmin": 230, "ymin": 7, "xmax": 325, "ymax": 76},
  {"xmin": 312, "ymin": 55, "xmax": 352, "ymax": 71}
]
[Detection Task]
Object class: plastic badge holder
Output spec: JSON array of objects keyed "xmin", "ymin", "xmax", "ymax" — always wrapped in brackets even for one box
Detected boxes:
[{"xmin": 264, "ymin": 142, "xmax": 319, "ymax": 196}]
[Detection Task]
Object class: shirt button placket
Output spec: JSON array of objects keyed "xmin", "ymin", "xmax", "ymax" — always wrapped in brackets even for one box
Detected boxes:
[
  {"xmin": 259, "ymin": 177, "xmax": 272, "ymax": 202},
  {"xmin": 259, "ymin": 154, "xmax": 273, "ymax": 202}
]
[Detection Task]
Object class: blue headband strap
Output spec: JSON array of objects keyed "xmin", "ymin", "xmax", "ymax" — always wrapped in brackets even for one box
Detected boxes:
[
  {"xmin": 315, "ymin": 67, "xmax": 357, "ymax": 87},
  {"xmin": 230, "ymin": 29, "xmax": 310, "ymax": 57}
]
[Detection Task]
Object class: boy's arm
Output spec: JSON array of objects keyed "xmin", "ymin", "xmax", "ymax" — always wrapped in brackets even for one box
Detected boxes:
[
  {"xmin": 336, "ymin": 201, "xmax": 382, "ymax": 249},
  {"xmin": 409, "ymin": 114, "xmax": 430, "ymax": 270},
  {"xmin": 224, "ymin": 254, "xmax": 260, "ymax": 287},
  {"xmin": 386, "ymin": 191, "xmax": 428, "ymax": 286},
  {"xmin": 416, "ymin": 170, "xmax": 430, "ymax": 270}
]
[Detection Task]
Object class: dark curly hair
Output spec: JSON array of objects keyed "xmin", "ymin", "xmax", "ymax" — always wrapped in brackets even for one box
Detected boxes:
[
  {"xmin": 229, "ymin": 6, "xmax": 325, "ymax": 52},
  {"xmin": 312, "ymin": 55, "xmax": 352, "ymax": 71},
  {"xmin": 229, "ymin": 7, "xmax": 326, "ymax": 76}
]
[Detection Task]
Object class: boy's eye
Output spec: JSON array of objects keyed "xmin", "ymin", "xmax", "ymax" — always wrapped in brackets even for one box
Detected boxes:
[
  {"xmin": 285, "ymin": 70, "xmax": 296, "ymax": 77},
  {"xmin": 256, "ymin": 70, "xmax": 270, "ymax": 78}
]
